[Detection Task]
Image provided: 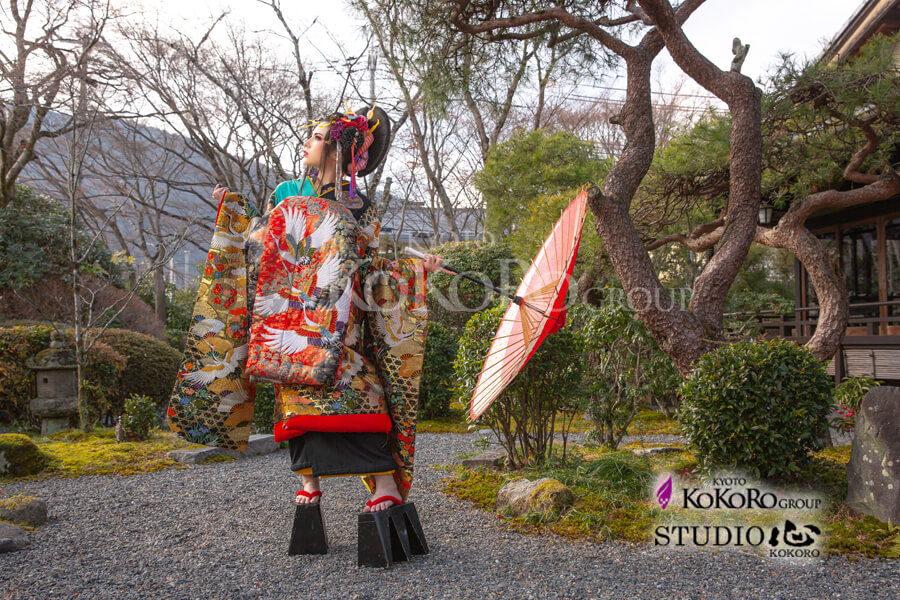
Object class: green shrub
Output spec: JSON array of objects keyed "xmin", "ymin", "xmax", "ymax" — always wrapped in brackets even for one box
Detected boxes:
[
  {"xmin": 679, "ymin": 339, "xmax": 832, "ymax": 480},
  {"xmin": 0, "ymin": 186, "xmax": 116, "ymax": 290},
  {"xmin": 831, "ymin": 376, "xmax": 881, "ymax": 433},
  {"xmin": 456, "ymin": 303, "xmax": 584, "ymax": 468},
  {"xmin": 119, "ymin": 394, "xmax": 158, "ymax": 441},
  {"xmin": 80, "ymin": 342, "xmax": 127, "ymax": 426},
  {"xmin": 573, "ymin": 303, "xmax": 681, "ymax": 449},
  {"xmin": 419, "ymin": 322, "xmax": 458, "ymax": 419},
  {"xmin": 252, "ymin": 383, "xmax": 276, "ymax": 434},
  {"xmin": 426, "ymin": 241, "xmax": 520, "ymax": 335},
  {"xmin": 0, "ymin": 325, "xmax": 54, "ymax": 426},
  {"xmin": 0, "ymin": 433, "xmax": 51, "ymax": 477},
  {"xmin": 95, "ymin": 328, "xmax": 181, "ymax": 406}
]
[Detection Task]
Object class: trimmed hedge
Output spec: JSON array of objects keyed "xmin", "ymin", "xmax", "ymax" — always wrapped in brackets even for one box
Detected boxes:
[
  {"xmin": 81, "ymin": 342, "xmax": 127, "ymax": 425},
  {"xmin": 0, "ymin": 325, "xmax": 53, "ymax": 426},
  {"xmin": 419, "ymin": 321, "xmax": 458, "ymax": 419},
  {"xmin": 679, "ymin": 339, "xmax": 832, "ymax": 480},
  {"xmin": 92, "ymin": 328, "xmax": 181, "ymax": 407},
  {"xmin": 425, "ymin": 241, "xmax": 520, "ymax": 335},
  {"xmin": 0, "ymin": 326, "xmax": 181, "ymax": 428}
]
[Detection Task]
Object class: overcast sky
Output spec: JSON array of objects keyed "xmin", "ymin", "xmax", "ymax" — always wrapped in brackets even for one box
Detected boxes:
[{"xmin": 669, "ymin": 0, "xmax": 859, "ymax": 82}]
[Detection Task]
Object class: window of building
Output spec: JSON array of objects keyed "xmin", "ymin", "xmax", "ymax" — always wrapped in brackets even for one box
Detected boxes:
[
  {"xmin": 841, "ymin": 223, "xmax": 879, "ymax": 306},
  {"xmin": 886, "ymin": 217, "xmax": 900, "ymax": 317},
  {"xmin": 806, "ymin": 232, "xmax": 835, "ymax": 307}
]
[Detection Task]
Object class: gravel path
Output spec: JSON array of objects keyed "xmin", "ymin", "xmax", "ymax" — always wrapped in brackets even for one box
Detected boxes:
[{"xmin": 1, "ymin": 432, "xmax": 897, "ymax": 600}]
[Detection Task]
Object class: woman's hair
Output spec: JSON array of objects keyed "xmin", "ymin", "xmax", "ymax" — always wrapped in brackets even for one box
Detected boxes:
[
  {"xmin": 307, "ymin": 106, "xmax": 390, "ymax": 200},
  {"xmin": 319, "ymin": 112, "xmax": 369, "ymax": 171}
]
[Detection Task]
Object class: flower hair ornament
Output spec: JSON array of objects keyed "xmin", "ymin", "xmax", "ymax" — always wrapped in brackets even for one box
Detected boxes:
[{"xmin": 308, "ymin": 104, "xmax": 391, "ymax": 201}]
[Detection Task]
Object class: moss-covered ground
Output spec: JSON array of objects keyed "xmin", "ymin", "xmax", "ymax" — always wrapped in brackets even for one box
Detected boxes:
[
  {"xmin": 627, "ymin": 408, "xmax": 682, "ymax": 436},
  {"xmin": 418, "ymin": 410, "xmax": 471, "ymax": 433},
  {"xmin": 421, "ymin": 406, "xmax": 681, "ymax": 437},
  {"xmin": 444, "ymin": 448, "xmax": 659, "ymax": 544},
  {"xmin": 443, "ymin": 411, "xmax": 899, "ymax": 559},
  {"xmin": 0, "ymin": 428, "xmax": 203, "ymax": 482}
]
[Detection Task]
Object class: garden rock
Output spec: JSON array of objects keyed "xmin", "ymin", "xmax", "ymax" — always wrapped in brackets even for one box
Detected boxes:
[
  {"xmin": 167, "ymin": 435, "xmax": 279, "ymax": 464},
  {"xmin": 496, "ymin": 477, "xmax": 575, "ymax": 516},
  {"xmin": 461, "ymin": 450, "xmax": 506, "ymax": 469},
  {"xmin": 0, "ymin": 522, "xmax": 28, "ymax": 553},
  {"xmin": 114, "ymin": 419, "xmax": 142, "ymax": 442},
  {"xmin": 167, "ymin": 447, "xmax": 228, "ymax": 464},
  {"xmin": 0, "ymin": 434, "xmax": 51, "ymax": 477},
  {"xmin": 0, "ymin": 495, "xmax": 47, "ymax": 525},
  {"xmin": 846, "ymin": 386, "xmax": 900, "ymax": 524},
  {"xmin": 631, "ymin": 446, "xmax": 682, "ymax": 456},
  {"xmin": 244, "ymin": 434, "xmax": 278, "ymax": 457}
]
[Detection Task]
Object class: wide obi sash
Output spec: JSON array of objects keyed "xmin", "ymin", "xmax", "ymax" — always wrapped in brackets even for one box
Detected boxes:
[{"xmin": 244, "ymin": 196, "xmax": 360, "ymax": 386}]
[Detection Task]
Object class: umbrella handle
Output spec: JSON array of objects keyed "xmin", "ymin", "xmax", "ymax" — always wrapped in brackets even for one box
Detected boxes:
[{"xmin": 404, "ymin": 247, "xmax": 523, "ymax": 305}]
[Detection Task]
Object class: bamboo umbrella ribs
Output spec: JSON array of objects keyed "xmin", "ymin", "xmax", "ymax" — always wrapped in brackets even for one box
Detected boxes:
[
  {"xmin": 410, "ymin": 190, "xmax": 588, "ymax": 420},
  {"xmin": 468, "ymin": 190, "xmax": 587, "ymax": 419}
]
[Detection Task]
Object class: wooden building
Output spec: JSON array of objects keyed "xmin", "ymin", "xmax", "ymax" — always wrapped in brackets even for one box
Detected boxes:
[{"xmin": 752, "ymin": 0, "xmax": 900, "ymax": 383}]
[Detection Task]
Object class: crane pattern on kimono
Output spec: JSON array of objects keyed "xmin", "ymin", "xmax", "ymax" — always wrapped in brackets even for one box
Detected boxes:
[
  {"xmin": 257, "ymin": 277, "xmax": 354, "ymax": 356},
  {"xmin": 253, "ymin": 253, "xmax": 342, "ymax": 315},
  {"xmin": 277, "ymin": 205, "xmax": 338, "ymax": 266},
  {"xmin": 180, "ymin": 317, "xmax": 246, "ymax": 386},
  {"xmin": 374, "ymin": 300, "xmax": 426, "ymax": 348},
  {"xmin": 181, "ymin": 334, "xmax": 249, "ymax": 386},
  {"xmin": 335, "ymin": 349, "xmax": 365, "ymax": 390}
]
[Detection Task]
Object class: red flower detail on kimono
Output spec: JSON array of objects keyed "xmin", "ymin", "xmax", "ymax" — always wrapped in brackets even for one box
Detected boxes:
[{"xmin": 222, "ymin": 289, "xmax": 237, "ymax": 309}]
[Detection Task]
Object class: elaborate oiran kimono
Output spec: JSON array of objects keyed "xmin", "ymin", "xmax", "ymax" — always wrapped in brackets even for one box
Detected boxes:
[{"xmin": 168, "ymin": 183, "xmax": 427, "ymax": 500}]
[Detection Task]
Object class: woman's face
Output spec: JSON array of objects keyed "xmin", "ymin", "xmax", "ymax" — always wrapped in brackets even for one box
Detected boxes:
[{"xmin": 302, "ymin": 123, "xmax": 330, "ymax": 167}]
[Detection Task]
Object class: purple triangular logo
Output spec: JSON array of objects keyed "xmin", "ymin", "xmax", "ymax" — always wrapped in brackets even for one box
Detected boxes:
[{"xmin": 655, "ymin": 473, "xmax": 673, "ymax": 509}]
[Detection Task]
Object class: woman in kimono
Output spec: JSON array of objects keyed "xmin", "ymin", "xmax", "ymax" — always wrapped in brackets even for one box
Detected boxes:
[{"xmin": 168, "ymin": 106, "xmax": 442, "ymax": 513}]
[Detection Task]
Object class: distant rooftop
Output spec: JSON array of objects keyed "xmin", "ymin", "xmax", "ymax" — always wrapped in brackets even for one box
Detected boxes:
[
  {"xmin": 822, "ymin": 0, "xmax": 900, "ymax": 62},
  {"xmin": 373, "ymin": 190, "xmax": 483, "ymax": 246}
]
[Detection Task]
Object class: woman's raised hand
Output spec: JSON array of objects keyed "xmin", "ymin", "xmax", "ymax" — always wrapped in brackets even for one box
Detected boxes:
[
  {"xmin": 212, "ymin": 185, "xmax": 229, "ymax": 203},
  {"xmin": 423, "ymin": 254, "xmax": 447, "ymax": 274}
]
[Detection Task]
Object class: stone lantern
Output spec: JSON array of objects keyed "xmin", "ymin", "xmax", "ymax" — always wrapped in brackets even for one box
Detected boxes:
[{"xmin": 27, "ymin": 332, "xmax": 79, "ymax": 436}]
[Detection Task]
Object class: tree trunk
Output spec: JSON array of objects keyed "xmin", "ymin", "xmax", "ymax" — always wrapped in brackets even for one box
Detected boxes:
[
  {"xmin": 0, "ymin": 179, "xmax": 15, "ymax": 210},
  {"xmin": 586, "ymin": 44, "xmax": 718, "ymax": 375},
  {"xmin": 154, "ymin": 267, "xmax": 167, "ymax": 324},
  {"xmin": 689, "ymin": 87, "xmax": 762, "ymax": 335},
  {"xmin": 756, "ymin": 224, "xmax": 848, "ymax": 361}
]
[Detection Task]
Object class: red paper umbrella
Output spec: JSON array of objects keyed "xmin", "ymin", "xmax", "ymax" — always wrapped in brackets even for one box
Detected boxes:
[{"xmin": 468, "ymin": 190, "xmax": 588, "ymax": 419}]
